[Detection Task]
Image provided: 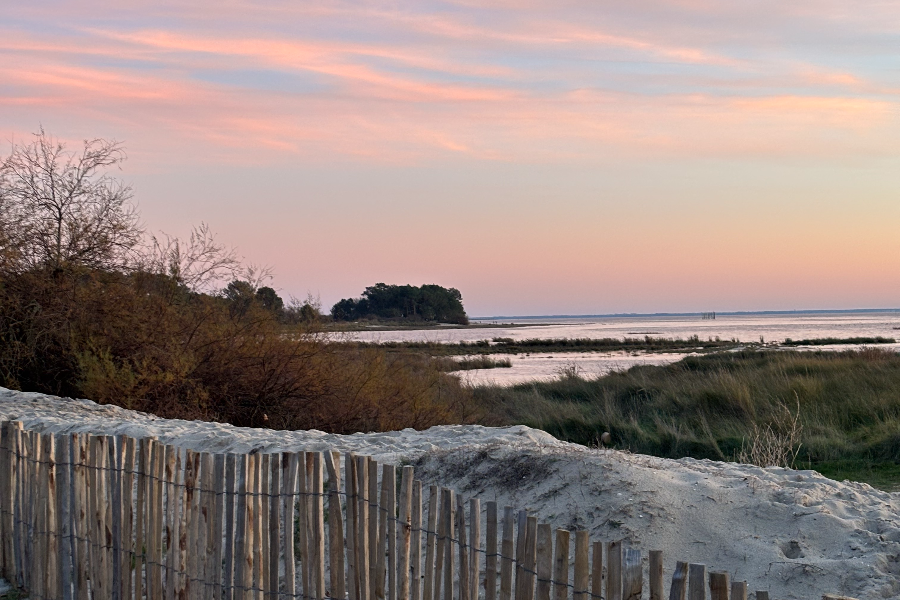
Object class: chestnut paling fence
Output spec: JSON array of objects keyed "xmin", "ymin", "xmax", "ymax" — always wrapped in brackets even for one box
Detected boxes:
[{"xmin": 0, "ymin": 420, "xmax": 848, "ymax": 600}]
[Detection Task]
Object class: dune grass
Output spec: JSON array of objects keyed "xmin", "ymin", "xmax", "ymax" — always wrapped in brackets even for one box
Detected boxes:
[{"xmin": 472, "ymin": 347, "xmax": 900, "ymax": 490}]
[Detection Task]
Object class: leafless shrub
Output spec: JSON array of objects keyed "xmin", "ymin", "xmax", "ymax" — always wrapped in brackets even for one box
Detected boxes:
[{"xmin": 737, "ymin": 397, "xmax": 803, "ymax": 468}]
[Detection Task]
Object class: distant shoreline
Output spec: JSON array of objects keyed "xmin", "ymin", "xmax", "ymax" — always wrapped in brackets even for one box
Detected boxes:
[{"xmin": 472, "ymin": 308, "xmax": 900, "ymax": 320}]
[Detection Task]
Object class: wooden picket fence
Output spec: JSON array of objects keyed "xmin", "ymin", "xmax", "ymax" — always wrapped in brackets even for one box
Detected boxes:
[{"xmin": 0, "ymin": 420, "xmax": 847, "ymax": 600}]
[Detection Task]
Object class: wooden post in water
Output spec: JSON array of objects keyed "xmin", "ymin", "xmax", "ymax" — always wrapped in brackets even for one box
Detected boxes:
[
  {"xmin": 688, "ymin": 564, "xmax": 707, "ymax": 600},
  {"xmin": 730, "ymin": 581, "xmax": 747, "ymax": 600},
  {"xmin": 754, "ymin": 592, "xmax": 769, "ymax": 600},
  {"xmin": 668, "ymin": 561, "xmax": 688, "ymax": 600},
  {"xmin": 552, "ymin": 529, "xmax": 570, "ymax": 600}
]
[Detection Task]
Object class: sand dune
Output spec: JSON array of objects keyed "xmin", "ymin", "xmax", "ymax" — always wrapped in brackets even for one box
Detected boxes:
[{"xmin": 1, "ymin": 387, "xmax": 896, "ymax": 599}]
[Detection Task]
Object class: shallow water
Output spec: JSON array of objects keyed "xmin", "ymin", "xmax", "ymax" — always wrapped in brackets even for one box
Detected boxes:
[{"xmin": 349, "ymin": 311, "xmax": 900, "ymax": 385}]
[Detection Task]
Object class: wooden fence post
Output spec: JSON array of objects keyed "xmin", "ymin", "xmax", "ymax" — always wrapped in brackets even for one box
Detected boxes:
[
  {"xmin": 649, "ymin": 551, "xmax": 663, "ymax": 600},
  {"xmin": 411, "ymin": 480, "xmax": 424, "ymax": 600},
  {"xmin": 573, "ymin": 531, "xmax": 589, "ymax": 600},
  {"xmin": 668, "ymin": 561, "xmax": 687, "ymax": 600},
  {"xmin": 109, "ymin": 436, "xmax": 122, "ymax": 600},
  {"xmin": 253, "ymin": 453, "xmax": 264, "ymax": 600},
  {"xmin": 457, "ymin": 495, "xmax": 469, "ymax": 600},
  {"xmin": 357, "ymin": 455, "xmax": 371, "ymax": 600},
  {"xmin": 258, "ymin": 453, "xmax": 270, "ymax": 600},
  {"xmin": 313, "ymin": 452, "xmax": 326, "ymax": 600},
  {"xmin": 45, "ymin": 434, "xmax": 60, "ymax": 600},
  {"xmin": 423, "ymin": 485, "xmax": 439, "ymax": 600},
  {"xmin": 688, "ymin": 564, "xmax": 707, "ymax": 600},
  {"xmin": 443, "ymin": 489, "xmax": 456, "ymax": 600},
  {"xmin": 369, "ymin": 459, "xmax": 380, "ymax": 600},
  {"xmin": 535, "ymin": 524, "xmax": 552, "ymax": 600},
  {"xmin": 224, "ymin": 453, "xmax": 238, "ymax": 600},
  {"xmin": 484, "ymin": 502, "xmax": 498, "ymax": 600},
  {"xmin": 623, "ymin": 549, "xmax": 641, "ymax": 600},
  {"xmin": 234, "ymin": 454, "xmax": 249, "ymax": 600},
  {"xmin": 267, "ymin": 453, "xmax": 281, "ymax": 600},
  {"xmin": 284, "ymin": 452, "xmax": 300, "ymax": 600},
  {"xmin": 377, "ymin": 464, "xmax": 392, "ymax": 600},
  {"xmin": 523, "ymin": 517, "xmax": 538, "ymax": 600},
  {"xmin": 590, "ymin": 542, "xmax": 603, "ymax": 600},
  {"xmin": 498, "ymin": 507, "xmax": 514, "ymax": 600},
  {"xmin": 165, "ymin": 445, "xmax": 179, "ymax": 600},
  {"xmin": 513, "ymin": 511, "xmax": 527, "ymax": 600},
  {"xmin": 468, "ymin": 498, "xmax": 480, "ymax": 600},
  {"xmin": 709, "ymin": 572, "xmax": 729, "ymax": 600},
  {"xmin": 212, "ymin": 452, "xmax": 227, "ymax": 600},
  {"xmin": 325, "ymin": 451, "xmax": 346, "ymax": 600},
  {"xmin": 399, "ymin": 466, "xmax": 414, "ymax": 600},
  {"xmin": 553, "ymin": 529, "xmax": 570, "ymax": 600},
  {"xmin": 606, "ymin": 541, "xmax": 622, "ymax": 600},
  {"xmin": 346, "ymin": 454, "xmax": 359, "ymax": 600}
]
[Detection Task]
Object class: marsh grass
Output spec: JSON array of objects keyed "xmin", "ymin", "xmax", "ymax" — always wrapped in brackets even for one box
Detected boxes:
[
  {"xmin": 436, "ymin": 355, "xmax": 513, "ymax": 371},
  {"xmin": 473, "ymin": 348, "xmax": 900, "ymax": 489}
]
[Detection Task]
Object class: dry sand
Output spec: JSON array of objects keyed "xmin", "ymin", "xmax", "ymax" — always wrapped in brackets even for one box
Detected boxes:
[{"xmin": 2, "ymin": 387, "xmax": 898, "ymax": 599}]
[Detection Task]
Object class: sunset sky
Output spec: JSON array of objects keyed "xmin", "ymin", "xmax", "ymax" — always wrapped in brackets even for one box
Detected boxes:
[{"xmin": 4, "ymin": 1, "xmax": 900, "ymax": 316}]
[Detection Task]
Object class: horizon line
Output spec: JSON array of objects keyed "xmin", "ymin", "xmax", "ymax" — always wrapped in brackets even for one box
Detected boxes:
[{"xmin": 471, "ymin": 308, "xmax": 900, "ymax": 320}]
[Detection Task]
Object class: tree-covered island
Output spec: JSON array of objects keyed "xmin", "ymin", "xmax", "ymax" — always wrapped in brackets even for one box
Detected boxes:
[{"xmin": 331, "ymin": 283, "xmax": 468, "ymax": 324}]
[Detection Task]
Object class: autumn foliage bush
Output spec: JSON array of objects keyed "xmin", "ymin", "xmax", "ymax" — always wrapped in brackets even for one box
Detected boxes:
[{"xmin": 0, "ymin": 129, "xmax": 474, "ymax": 432}]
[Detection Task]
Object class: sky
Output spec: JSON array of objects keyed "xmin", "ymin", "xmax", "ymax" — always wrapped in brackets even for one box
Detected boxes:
[{"xmin": 3, "ymin": 1, "xmax": 900, "ymax": 316}]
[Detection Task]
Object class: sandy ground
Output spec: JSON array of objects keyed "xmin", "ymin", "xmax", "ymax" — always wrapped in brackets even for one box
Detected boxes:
[{"xmin": 1, "ymin": 387, "xmax": 897, "ymax": 599}]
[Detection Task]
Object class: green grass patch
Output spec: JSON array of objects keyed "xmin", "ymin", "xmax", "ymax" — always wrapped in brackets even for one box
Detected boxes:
[
  {"xmin": 782, "ymin": 336, "xmax": 895, "ymax": 346},
  {"xmin": 472, "ymin": 347, "xmax": 900, "ymax": 490}
]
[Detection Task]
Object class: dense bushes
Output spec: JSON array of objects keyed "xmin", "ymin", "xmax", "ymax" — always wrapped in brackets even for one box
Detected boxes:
[{"xmin": 0, "ymin": 130, "xmax": 474, "ymax": 433}]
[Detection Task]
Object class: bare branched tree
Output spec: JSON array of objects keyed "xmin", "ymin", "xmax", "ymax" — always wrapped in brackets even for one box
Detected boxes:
[
  {"xmin": 144, "ymin": 223, "xmax": 242, "ymax": 291},
  {"xmin": 0, "ymin": 128, "xmax": 142, "ymax": 273}
]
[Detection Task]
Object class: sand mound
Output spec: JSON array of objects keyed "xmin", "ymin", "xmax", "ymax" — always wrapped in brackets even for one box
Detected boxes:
[{"xmin": 1, "ymin": 387, "xmax": 897, "ymax": 599}]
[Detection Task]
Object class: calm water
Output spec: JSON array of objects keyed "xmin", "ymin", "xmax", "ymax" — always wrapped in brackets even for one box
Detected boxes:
[{"xmin": 350, "ymin": 311, "xmax": 900, "ymax": 386}]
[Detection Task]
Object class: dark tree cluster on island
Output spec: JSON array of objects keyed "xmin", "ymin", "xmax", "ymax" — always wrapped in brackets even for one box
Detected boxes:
[{"xmin": 331, "ymin": 283, "xmax": 468, "ymax": 325}]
